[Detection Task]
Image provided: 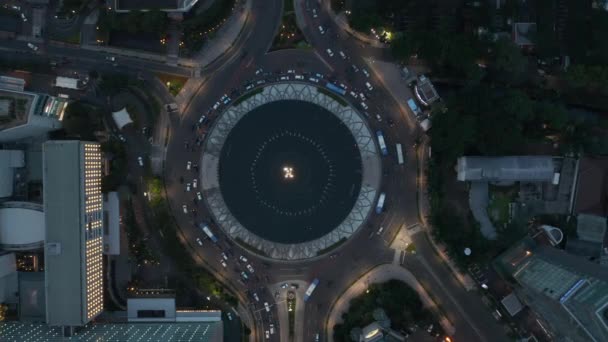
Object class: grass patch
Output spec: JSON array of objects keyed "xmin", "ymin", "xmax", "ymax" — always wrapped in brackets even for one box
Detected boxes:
[
  {"xmin": 316, "ymin": 238, "xmax": 347, "ymax": 256},
  {"xmin": 487, "ymin": 185, "xmax": 517, "ymax": 227},
  {"xmin": 317, "ymin": 88, "xmax": 348, "ymax": 106},
  {"xmin": 234, "ymin": 237, "xmax": 269, "ymax": 257},
  {"xmin": 156, "ymin": 73, "xmax": 188, "ymax": 97},
  {"xmin": 233, "ymin": 88, "xmax": 263, "ymax": 105}
]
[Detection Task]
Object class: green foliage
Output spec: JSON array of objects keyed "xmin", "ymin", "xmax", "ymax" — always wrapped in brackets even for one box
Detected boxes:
[
  {"xmin": 489, "ymin": 38, "xmax": 529, "ymax": 85},
  {"xmin": 100, "ymin": 10, "xmax": 168, "ymax": 35},
  {"xmin": 181, "ymin": 0, "xmax": 236, "ymax": 54},
  {"xmin": 333, "ymin": 279, "xmax": 434, "ymax": 342},
  {"xmin": 62, "ymin": 101, "xmax": 103, "ymax": 140}
]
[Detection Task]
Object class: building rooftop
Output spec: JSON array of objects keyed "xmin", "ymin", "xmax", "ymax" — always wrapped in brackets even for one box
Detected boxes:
[
  {"xmin": 576, "ymin": 214, "xmax": 607, "ymax": 244},
  {"xmin": 0, "ymin": 150, "xmax": 24, "ymax": 198},
  {"xmin": 574, "ymin": 157, "xmax": 608, "ymax": 216},
  {"xmin": 457, "ymin": 156, "xmax": 556, "ymax": 182},
  {"xmin": 18, "ymin": 271, "xmax": 46, "ymax": 321},
  {"xmin": 0, "ymin": 89, "xmax": 35, "ymax": 131},
  {"xmin": 0, "ymin": 202, "xmax": 45, "ymax": 251},
  {"xmin": 512, "ymin": 23, "xmax": 537, "ymax": 47},
  {"xmin": 0, "ymin": 321, "xmax": 223, "ymax": 342}
]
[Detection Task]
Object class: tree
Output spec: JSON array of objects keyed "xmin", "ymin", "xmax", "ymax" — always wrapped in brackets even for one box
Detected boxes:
[
  {"xmin": 490, "ymin": 38, "xmax": 528, "ymax": 85},
  {"xmin": 62, "ymin": 102, "xmax": 96, "ymax": 140},
  {"xmin": 430, "ymin": 108, "xmax": 477, "ymax": 166}
]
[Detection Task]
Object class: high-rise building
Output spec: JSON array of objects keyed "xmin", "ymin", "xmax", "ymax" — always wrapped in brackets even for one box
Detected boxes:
[{"xmin": 43, "ymin": 141, "xmax": 104, "ymax": 327}]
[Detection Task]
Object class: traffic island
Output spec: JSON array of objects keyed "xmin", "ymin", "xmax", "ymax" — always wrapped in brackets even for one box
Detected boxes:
[{"xmin": 287, "ymin": 291, "xmax": 296, "ymax": 337}]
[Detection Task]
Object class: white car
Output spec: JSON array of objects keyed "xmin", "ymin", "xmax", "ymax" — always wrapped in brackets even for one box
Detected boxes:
[
  {"xmin": 308, "ymin": 77, "xmax": 319, "ymax": 83},
  {"xmin": 349, "ymin": 91, "xmax": 358, "ymax": 99},
  {"xmin": 196, "ymin": 192, "xmax": 203, "ymax": 201},
  {"xmin": 212, "ymin": 102, "xmax": 220, "ymax": 110},
  {"xmin": 359, "ymin": 93, "xmax": 367, "ymax": 101},
  {"xmin": 269, "ymin": 324, "xmax": 275, "ymax": 334},
  {"xmin": 365, "ymin": 82, "xmax": 374, "ymax": 91},
  {"xmin": 186, "ymin": 183, "xmax": 191, "ymax": 192},
  {"xmin": 265, "ymin": 331, "xmax": 270, "ymax": 339},
  {"xmin": 239, "ymin": 255, "xmax": 248, "ymax": 263},
  {"xmin": 253, "ymin": 292, "xmax": 260, "ymax": 302},
  {"xmin": 280, "ymin": 283, "xmax": 289, "ymax": 289},
  {"xmin": 264, "ymin": 302, "xmax": 270, "ymax": 312},
  {"xmin": 186, "ymin": 161, "xmax": 192, "ymax": 170},
  {"xmin": 222, "ymin": 96, "xmax": 231, "ymax": 105},
  {"xmin": 182, "ymin": 204, "xmax": 188, "ymax": 214},
  {"xmin": 193, "ymin": 179, "xmax": 198, "ymax": 188},
  {"xmin": 287, "ymin": 69, "xmax": 295, "ymax": 74},
  {"xmin": 21, "ymin": 13, "xmax": 27, "ymax": 22},
  {"xmin": 315, "ymin": 73, "xmax": 324, "ymax": 79},
  {"xmin": 318, "ymin": 26, "xmax": 325, "ymax": 35},
  {"xmin": 241, "ymin": 271, "xmax": 249, "ymax": 280},
  {"xmin": 137, "ymin": 156, "xmax": 143, "ymax": 167},
  {"xmin": 375, "ymin": 114, "xmax": 382, "ymax": 122},
  {"xmin": 312, "ymin": 8, "xmax": 318, "ymax": 18},
  {"xmin": 362, "ymin": 68, "xmax": 370, "ymax": 77},
  {"xmin": 377, "ymin": 226, "xmax": 384, "ymax": 235},
  {"xmin": 106, "ymin": 56, "xmax": 115, "ymax": 61},
  {"xmin": 227, "ymin": 312, "xmax": 233, "ymax": 321},
  {"xmin": 256, "ymin": 79, "xmax": 266, "ymax": 85},
  {"xmin": 361, "ymin": 102, "xmax": 368, "ymax": 110},
  {"xmin": 280, "ymin": 76, "xmax": 289, "ymax": 81},
  {"xmin": 339, "ymin": 51, "xmax": 347, "ymax": 59},
  {"xmin": 221, "ymin": 252, "xmax": 228, "ymax": 261},
  {"xmin": 27, "ymin": 43, "xmax": 38, "ymax": 51},
  {"xmin": 221, "ymin": 260, "xmax": 227, "ymax": 268},
  {"xmin": 351, "ymin": 64, "xmax": 359, "ymax": 72},
  {"xmin": 245, "ymin": 84, "xmax": 254, "ymax": 91},
  {"xmin": 326, "ymin": 48, "xmax": 334, "ymax": 57},
  {"xmin": 255, "ymin": 68, "xmax": 263, "ymax": 75},
  {"xmin": 295, "ymin": 75, "xmax": 304, "ymax": 80},
  {"xmin": 196, "ymin": 238, "xmax": 203, "ymax": 246},
  {"xmin": 339, "ymin": 83, "xmax": 348, "ymax": 90},
  {"xmin": 246, "ymin": 264, "xmax": 255, "ymax": 273}
]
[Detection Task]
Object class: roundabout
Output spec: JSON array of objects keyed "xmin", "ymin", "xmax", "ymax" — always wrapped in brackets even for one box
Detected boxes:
[{"xmin": 200, "ymin": 83, "xmax": 382, "ymax": 260}]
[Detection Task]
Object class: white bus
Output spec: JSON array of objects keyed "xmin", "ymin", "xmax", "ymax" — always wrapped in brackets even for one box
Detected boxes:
[
  {"xmin": 396, "ymin": 144, "xmax": 404, "ymax": 165},
  {"xmin": 376, "ymin": 130, "xmax": 388, "ymax": 156},
  {"xmin": 376, "ymin": 192, "xmax": 386, "ymax": 214}
]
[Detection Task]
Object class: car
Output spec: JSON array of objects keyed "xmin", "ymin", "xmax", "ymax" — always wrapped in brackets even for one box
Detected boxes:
[
  {"xmin": 256, "ymin": 79, "xmax": 266, "ymax": 86},
  {"xmin": 315, "ymin": 73, "xmax": 324, "ymax": 79},
  {"xmin": 137, "ymin": 156, "xmax": 144, "ymax": 167},
  {"xmin": 365, "ymin": 82, "xmax": 374, "ymax": 91},
  {"xmin": 315, "ymin": 333, "xmax": 320, "ymax": 341},
  {"xmin": 186, "ymin": 183, "xmax": 191, "ymax": 192},
  {"xmin": 227, "ymin": 312, "xmax": 233, "ymax": 321},
  {"xmin": 106, "ymin": 56, "xmax": 115, "ymax": 62},
  {"xmin": 377, "ymin": 226, "xmax": 384, "ymax": 235},
  {"xmin": 196, "ymin": 191, "xmax": 203, "ymax": 201},
  {"xmin": 196, "ymin": 238, "xmax": 203, "ymax": 246},
  {"xmin": 351, "ymin": 64, "xmax": 359, "ymax": 72},
  {"xmin": 193, "ymin": 179, "xmax": 198, "ymax": 188},
  {"xmin": 187, "ymin": 161, "xmax": 192, "ymax": 170},
  {"xmin": 339, "ymin": 51, "xmax": 347, "ymax": 59},
  {"xmin": 339, "ymin": 83, "xmax": 348, "ymax": 90},
  {"xmin": 280, "ymin": 283, "xmax": 289, "ymax": 289},
  {"xmin": 308, "ymin": 77, "xmax": 318, "ymax": 83},
  {"xmin": 359, "ymin": 93, "xmax": 367, "ymax": 101},
  {"xmin": 269, "ymin": 324, "xmax": 275, "ymax": 334},
  {"xmin": 349, "ymin": 91, "xmax": 358, "ymax": 99},
  {"xmin": 245, "ymin": 84, "xmax": 254, "ymax": 91},
  {"xmin": 362, "ymin": 68, "xmax": 370, "ymax": 77},
  {"xmin": 221, "ymin": 252, "xmax": 228, "ymax": 261},
  {"xmin": 326, "ymin": 48, "xmax": 334, "ymax": 57},
  {"xmin": 241, "ymin": 271, "xmax": 249, "ymax": 280},
  {"xmin": 253, "ymin": 292, "xmax": 260, "ymax": 302},
  {"xmin": 426, "ymin": 324, "xmax": 434, "ymax": 334},
  {"xmin": 182, "ymin": 204, "xmax": 188, "ymax": 214},
  {"xmin": 118, "ymin": 134, "xmax": 126, "ymax": 142},
  {"xmin": 212, "ymin": 102, "xmax": 220, "ymax": 110},
  {"xmin": 318, "ymin": 26, "xmax": 325, "ymax": 34},
  {"xmin": 239, "ymin": 255, "xmax": 248, "ymax": 263},
  {"xmin": 255, "ymin": 68, "xmax": 263, "ymax": 75},
  {"xmin": 221, "ymin": 260, "xmax": 227, "ymax": 268},
  {"xmin": 295, "ymin": 75, "xmax": 304, "ymax": 80},
  {"xmin": 312, "ymin": 8, "xmax": 318, "ymax": 18},
  {"xmin": 361, "ymin": 102, "xmax": 369, "ymax": 110},
  {"xmin": 246, "ymin": 264, "xmax": 255, "ymax": 273},
  {"xmin": 280, "ymin": 76, "xmax": 290, "ymax": 81},
  {"xmin": 222, "ymin": 96, "xmax": 231, "ymax": 105},
  {"xmin": 287, "ymin": 69, "xmax": 295, "ymax": 74},
  {"xmin": 21, "ymin": 13, "xmax": 27, "ymax": 22},
  {"xmin": 264, "ymin": 302, "xmax": 270, "ymax": 312},
  {"xmin": 198, "ymin": 115, "xmax": 207, "ymax": 124},
  {"xmin": 375, "ymin": 114, "xmax": 382, "ymax": 122},
  {"xmin": 265, "ymin": 331, "xmax": 270, "ymax": 339},
  {"xmin": 27, "ymin": 43, "xmax": 38, "ymax": 51}
]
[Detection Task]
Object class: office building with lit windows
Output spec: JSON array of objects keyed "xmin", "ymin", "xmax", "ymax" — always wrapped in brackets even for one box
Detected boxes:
[{"xmin": 43, "ymin": 141, "xmax": 104, "ymax": 327}]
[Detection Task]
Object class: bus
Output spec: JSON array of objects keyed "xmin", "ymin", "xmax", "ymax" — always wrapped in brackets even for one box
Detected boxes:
[
  {"xmin": 376, "ymin": 131, "xmax": 388, "ymax": 156},
  {"xmin": 396, "ymin": 143, "xmax": 404, "ymax": 165},
  {"xmin": 199, "ymin": 223, "xmax": 218, "ymax": 243},
  {"xmin": 325, "ymin": 82, "xmax": 346, "ymax": 96},
  {"xmin": 303, "ymin": 278, "xmax": 320, "ymax": 302},
  {"xmin": 376, "ymin": 192, "xmax": 386, "ymax": 214}
]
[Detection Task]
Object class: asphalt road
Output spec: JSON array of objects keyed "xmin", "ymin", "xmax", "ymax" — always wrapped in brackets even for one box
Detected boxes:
[{"xmin": 0, "ymin": 1, "xmax": 509, "ymax": 341}]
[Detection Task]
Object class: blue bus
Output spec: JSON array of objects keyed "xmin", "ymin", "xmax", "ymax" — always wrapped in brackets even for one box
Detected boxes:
[
  {"xmin": 199, "ymin": 223, "xmax": 218, "ymax": 243},
  {"xmin": 376, "ymin": 192, "xmax": 386, "ymax": 214},
  {"xmin": 325, "ymin": 82, "xmax": 346, "ymax": 96},
  {"xmin": 376, "ymin": 130, "xmax": 388, "ymax": 156},
  {"xmin": 304, "ymin": 278, "xmax": 320, "ymax": 302}
]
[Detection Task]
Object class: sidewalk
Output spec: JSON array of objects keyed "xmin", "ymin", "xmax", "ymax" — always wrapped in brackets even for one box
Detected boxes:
[
  {"xmin": 322, "ymin": 2, "xmax": 387, "ymax": 48},
  {"xmin": 326, "ymin": 262, "xmax": 455, "ymax": 342}
]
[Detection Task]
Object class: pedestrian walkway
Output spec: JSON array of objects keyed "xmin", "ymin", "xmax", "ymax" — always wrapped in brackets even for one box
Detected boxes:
[{"xmin": 326, "ymin": 263, "xmax": 455, "ymax": 342}]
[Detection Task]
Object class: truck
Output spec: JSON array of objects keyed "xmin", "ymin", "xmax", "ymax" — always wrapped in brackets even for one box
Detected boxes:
[
  {"xmin": 303, "ymin": 278, "xmax": 320, "ymax": 302},
  {"xmin": 199, "ymin": 223, "xmax": 218, "ymax": 243},
  {"xmin": 376, "ymin": 192, "xmax": 386, "ymax": 214}
]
